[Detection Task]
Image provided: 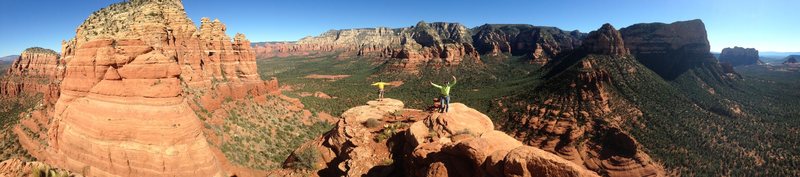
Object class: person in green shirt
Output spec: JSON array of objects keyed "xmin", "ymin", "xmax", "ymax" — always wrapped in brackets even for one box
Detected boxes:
[
  {"xmin": 430, "ymin": 76, "xmax": 457, "ymax": 113},
  {"xmin": 371, "ymin": 81, "xmax": 390, "ymax": 101}
]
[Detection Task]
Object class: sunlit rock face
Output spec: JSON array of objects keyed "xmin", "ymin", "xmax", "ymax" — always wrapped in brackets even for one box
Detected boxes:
[{"xmin": 42, "ymin": 0, "xmax": 277, "ymax": 176}]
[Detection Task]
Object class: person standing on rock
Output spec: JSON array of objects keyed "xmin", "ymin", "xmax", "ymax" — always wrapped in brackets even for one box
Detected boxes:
[
  {"xmin": 371, "ymin": 81, "xmax": 391, "ymax": 101},
  {"xmin": 431, "ymin": 76, "xmax": 457, "ymax": 113}
]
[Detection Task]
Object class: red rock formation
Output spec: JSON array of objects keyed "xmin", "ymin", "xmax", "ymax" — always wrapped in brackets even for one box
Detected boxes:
[
  {"xmin": 0, "ymin": 47, "xmax": 64, "ymax": 104},
  {"xmin": 9, "ymin": 0, "xmax": 279, "ymax": 176},
  {"xmin": 582, "ymin": 24, "xmax": 629, "ymax": 57}
]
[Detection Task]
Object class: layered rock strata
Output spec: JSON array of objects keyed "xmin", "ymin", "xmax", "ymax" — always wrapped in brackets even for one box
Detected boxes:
[{"xmin": 0, "ymin": 47, "xmax": 64, "ymax": 104}]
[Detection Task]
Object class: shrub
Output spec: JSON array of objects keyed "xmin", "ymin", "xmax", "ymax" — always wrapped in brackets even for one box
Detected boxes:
[
  {"xmin": 291, "ymin": 147, "xmax": 321, "ymax": 170},
  {"xmin": 364, "ymin": 118, "xmax": 381, "ymax": 128}
]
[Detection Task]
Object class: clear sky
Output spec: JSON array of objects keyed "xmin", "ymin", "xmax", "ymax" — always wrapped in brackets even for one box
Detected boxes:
[{"xmin": 0, "ymin": 0, "xmax": 797, "ymax": 56}]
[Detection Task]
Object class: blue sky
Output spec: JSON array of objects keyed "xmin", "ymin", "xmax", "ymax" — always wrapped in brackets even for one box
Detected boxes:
[{"xmin": 0, "ymin": 0, "xmax": 797, "ymax": 56}]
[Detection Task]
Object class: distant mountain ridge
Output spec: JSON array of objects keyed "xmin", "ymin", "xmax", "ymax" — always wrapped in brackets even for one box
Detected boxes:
[{"xmin": 0, "ymin": 55, "xmax": 19, "ymax": 62}]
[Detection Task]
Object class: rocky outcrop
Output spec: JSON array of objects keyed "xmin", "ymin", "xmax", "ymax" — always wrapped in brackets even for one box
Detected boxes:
[
  {"xmin": 718, "ymin": 47, "xmax": 761, "ymax": 66},
  {"xmin": 10, "ymin": 0, "xmax": 278, "ymax": 176},
  {"xmin": 283, "ymin": 98, "xmax": 598, "ymax": 177},
  {"xmin": 581, "ymin": 24, "xmax": 629, "ymax": 57},
  {"xmin": 471, "ymin": 24, "xmax": 585, "ymax": 64},
  {"xmin": 0, "ymin": 47, "xmax": 64, "ymax": 104},
  {"xmin": 254, "ymin": 21, "xmax": 481, "ymax": 71},
  {"xmin": 405, "ymin": 103, "xmax": 598, "ymax": 177},
  {"xmin": 619, "ymin": 19, "xmax": 724, "ymax": 80}
]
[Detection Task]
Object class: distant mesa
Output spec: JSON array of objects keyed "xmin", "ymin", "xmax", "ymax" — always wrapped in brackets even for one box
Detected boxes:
[
  {"xmin": 718, "ymin": 46, "xmax": 762, "ymax": 66},
  {"xmin": 619, "ymin": 19, "xmax": 725, "ymax": 80}
]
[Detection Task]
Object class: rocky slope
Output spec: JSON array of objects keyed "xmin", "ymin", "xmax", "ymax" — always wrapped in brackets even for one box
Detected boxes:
[
  {"xmin": 471, "ymin": 24, "xmax": 585, "ymax": 64},
  {"xmin": 280, "ymin": 98, "xmax": 598, "ymax": 177},
  {"xmin": 255, "ymin": 21, "xmax": 481, "ymax": 72},
  {"xmin": 0, "ymin": 47, "xmax": 64, "ymax": 104},
  {"xmin": 2, "ymin": 0, "xmax": 279, "ymax": 176},
  {"xmin": 500, "ymin": 24, "xmax": 666, "ymax": 177},
  {"xmin": 718, "ymin": 46, "xmax": 762, "ymax": 66},
  {"xmin": 619, "ymin": 19, "xmax": 727, "ymax": 80}
]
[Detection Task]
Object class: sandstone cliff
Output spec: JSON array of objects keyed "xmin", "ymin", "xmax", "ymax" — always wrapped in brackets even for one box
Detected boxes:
[
  {"xmin": 718, "ymin": 47, "xmax": 762, "ymax": 66},
  {"xmin": 0, "ymin": 47, "xmax": 64, "ymax": 104},
  {"xmin": 6, "ymin": 0, "xmax": 278, "ymax": 176},
  {"xmin": 281, "ymin": 98, "xmax": 599, "ymax": 177},
  {"xmin": 471, "ymin": 24, "xmax": 585, "ymax": 64}
]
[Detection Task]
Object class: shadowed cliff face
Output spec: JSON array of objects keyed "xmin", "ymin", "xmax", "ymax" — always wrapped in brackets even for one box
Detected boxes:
[{"xmin": 619, "ymin": 19, "xmax": 723, "ymax": 80}]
